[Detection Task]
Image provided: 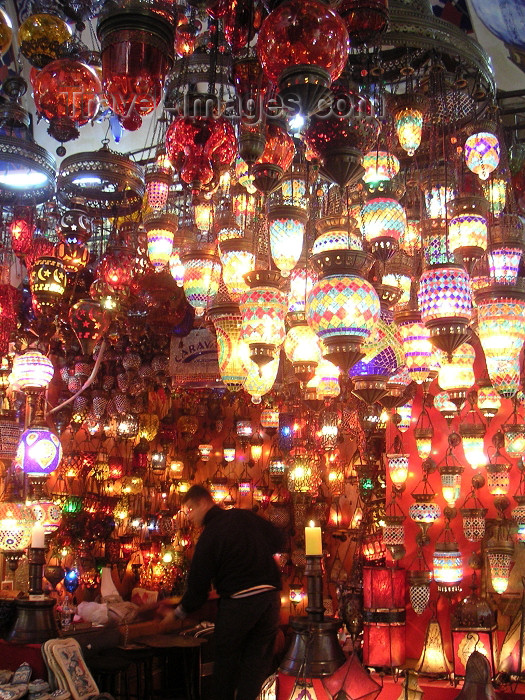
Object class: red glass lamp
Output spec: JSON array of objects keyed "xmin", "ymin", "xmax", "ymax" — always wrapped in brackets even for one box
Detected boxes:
[
  {"xmin": 97, "ymin": 4, "xmax": 174, "ymax": 131},
  {"xmin": 251, "ymin": 122, "xmax": 294, "ymax": 194},
  {"xmin": 257, "ymin": 0, "xmax": 348, "ymax": 116},
  {"xmin": 166, "ymin": 115, "xmax": 237, "ymax": 192},
  {"xmin": 32, "ymin": 58, "xmax": 101, "ymax": 143}
]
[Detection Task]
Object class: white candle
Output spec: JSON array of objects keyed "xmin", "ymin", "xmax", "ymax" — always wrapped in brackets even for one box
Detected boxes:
[
  {"xmin": 305, "ymin": 520, "xmax": 322, "ymax": 556},
  {"xmin": 31, "ymin": 522, "xmax": 45, "ymax": 549}
]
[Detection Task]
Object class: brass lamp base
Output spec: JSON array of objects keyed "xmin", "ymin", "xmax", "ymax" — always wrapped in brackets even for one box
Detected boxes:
[
  {"xmin": 8, "ymin": 597, "xmax": 58, "ymax": 644},
  {"xmin": 279, "ymin": 615, "xmax": 346, "ymax": 677}
]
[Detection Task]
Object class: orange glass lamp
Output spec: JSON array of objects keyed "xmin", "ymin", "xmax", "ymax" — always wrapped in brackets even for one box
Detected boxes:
[
  {"xmin": 387, "ymin": 453, "xmax": 409, "ymax": 487},
  {"xmin": 487, "ymin": 463, "xmax": 511, "ymax": 496},
  {"xmin": 391, "ymin": 93, "xmax": 428, "ymax": 156}
]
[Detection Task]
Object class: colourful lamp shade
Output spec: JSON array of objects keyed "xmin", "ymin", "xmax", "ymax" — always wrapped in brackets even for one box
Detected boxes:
[
  {"xmin": 284, "ymin": 323, "xmax": 323, "ymax": 366},
  {"xmin": 0, "ymin": 502, "xmax": 33, "ymax": 552},
  {"xmin": 440, "ymin": 466, "xmax": 463, "ymax": 507},
  {"xmin": 312, "ymin": 227, "xmax": 363, "ymax": 255},
  {"xmin": 476, "ymin": 294, "xmax": 525, "ymax": 398},
  {"xmin": 30, "ymin": 500, "xmax": 62, "ymax": 535},
  {"xmin": 307, "ymin": 359, "xmax": 341, "ymax": 400},
  {"xmin": 512, "ymin": 497, "xmax": 525, "ymax": 544},
  {"xmin": 242, "ymin": 352, "xmax": 280, "ymax": 404},
  {"xmin": 362, "ymin": 150, "xmax": 400, "ymax": 184},
  {"xmin": 477, "ymin": 384, "xmax": 501, "ymax": 420},
  {"xmin": 434, "ymin": 391, "xmax": 458, "ymax": 422},
  {"xmin": 395, "ymin": 401, "xmax": 413, "ymax": 433},
  {"xmin": 181, "ymin": 251, "xmax": 221, "ymax": 316},
  {"xmin": 288, "ymin": 267, "xmax": 318, "ymax": 313},
  {"xmin": 169, "ymin": 250, "xmax": 185, "ymax": 288},
  {"xmin": 240, "ymin": 279, "xmax": 287, "ymax": 366},
  {"xmin": 11, "ymin": 351, "xmax": 54, "ymax": 391},
  {"xmin": 460, "ymin": 425, "xmax": 488, "ymax": 469},
  {"xmin": 482, "ymin": 177, "xmax": 507, "ymax": 216},
  {"xmin": 393, "ymin": 105, "xmax": 424, "ymax": 156},
  {"xmin": 503, "ymin": 422, "xmax": 525, "ymax": 457},
  {"xmin": 387, "ymin": 453, "xmax": 409, "ymax": 486},
  {"xmin": 448, "ymin": 212, "xmax": 488, "ymax": 256},
  {"xmin": 487, "ymin": 248, "xmax": 522, "ymax": 284},
  {"xmin": 487, "ymin": 539, "xmax": 514, "ymax": 594},
  {"xmin": 437, "ymin": 343, "xmax": 476, "ymax": 392},
  {"xmin": 396, "ymin": 315, "xmax": 433, "ymax": 383},
  {"xmin": 461, "ymin": 507, "xmax": 487, "ymax": 542},
  {"xmin": 218, "ymin": 239, "xmax": 255, "ymax": 303},
  {"xmin": 269, "ymin": 216, "xmax": 305, "ymax": 277},
  {"xmin": 209, "ymin": 305, "xmax": 248, "ymax": 393},
  {"xmin": 17, "ymin": 425, "xmax": 63, "ymax": 476},
  {"xmin": 145, "ymin": 214, "xmax": 177, "ymax": 271},
  {"xmin": 464, "ymin": 131, "xmax": 500, "ymax": 180},
  {"xmin": 361, "ymin": 197, "xmax": 406, "ymax": 248},
  {"xmin": 409, "ymin": 495, "xmax": 441, "ymax": 528},
  {"xmin": 433, "ymin": 542, "xmax": 463, "ymax": 592},
  {"xmin": 306, "ymin": 273, "xmax": 380, "ymax": 371},
  {"xmin": 146, "ymin": 171, "xmax": 171, "ymax": 211},
  {"xmin": 418, "ymin": 266, "xmax": 472, "ymax": 324}
]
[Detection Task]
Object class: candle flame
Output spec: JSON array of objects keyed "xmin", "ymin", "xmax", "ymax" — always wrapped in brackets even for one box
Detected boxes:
[{"xmin": 308, "ymin": 520, "xmax": 315, "ymax": 528}]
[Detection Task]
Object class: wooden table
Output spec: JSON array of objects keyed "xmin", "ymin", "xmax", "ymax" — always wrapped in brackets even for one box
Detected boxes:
[{"xmin": 135, "ymin": 633, "xmax": 208, "ymax": 700}]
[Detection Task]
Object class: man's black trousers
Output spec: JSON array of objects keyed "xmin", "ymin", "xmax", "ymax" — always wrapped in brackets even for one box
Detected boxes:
[{"xmin": 212, "ymin": 589, "xmax": 281, "ymax": 700}]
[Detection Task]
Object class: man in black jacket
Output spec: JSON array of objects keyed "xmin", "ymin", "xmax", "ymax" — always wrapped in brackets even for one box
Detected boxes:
[{"xmin": 171, "ymin": 484, "xmax": 285, "ymax": 700}]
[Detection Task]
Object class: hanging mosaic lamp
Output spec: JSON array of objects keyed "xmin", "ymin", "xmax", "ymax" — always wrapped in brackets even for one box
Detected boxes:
[
  {"xmin": 475, "ymin": 284, "xmax": 525, "ymax": 399},
  {"xmin": 433, "ymin": 540, "xmax": 463, "ymax": 593},
  {"xmin": 17, "ymin": 424, "xmax": 63, "ymax": 478},
  {"xmin": 418, "ymin": 264, "xmax": 472, "ymax": 358},
  {"xmin": 181, "ymin": 249, "xmax": 221, "ymax": 316},
  {"xmin": 447, "ymin": 196, "xmax": 488, "ymax": 272},
  {"xmin": 268, "ymin": 212, "xmax": 306, "ymax": 279},
  {"xmin": 487, "ymin": 463, "xmax": 511, "ymax": 496},
  {"xmin": 390, "ymin": 93, "xmax": 428, "ymax": 157},
  {"xmin": 387, "ymin": 453, "xmax": 409, "ymax": 487},
  {"xmin": 395, "ymin": 309, "xmax": 433, "ymax": 384},
  {"xmin": 288, "ymin": 266, "xmax": 318, "ymax": 314},
  {"xmin": 284, "ymin": 315, "xmax": 323, "ymax": 384},
  {"xmin": 408, "ymin": 569, "xmax": 432, "ymax": 615},
  {"xmin": 146, "ymin": 168, "xmax": 172, "ymax": 212},
  {"xmin": 243, "ymin": 352, "xmax": 280, "ymax": 404},
  {"xmin": 464, "ymin": 123, "xmax": 500, "ymax": 181},
  {"xmin": 440, "ymin": 464, "xmax": 464, "ymax": 507},
  {"xmin": 208, "ymin": 302, "xmax": 248, "ymax": 393},
  {"xmin": 512, "ymin": 496, "xmax": 525, "ymax": 544},
  {"xmin": 10, "ymin": 351, "xmax": 54, "ymax": 391},
  {"xmin": 256, "ymin": 0, "xmax": 348, "ymax": 116},
  {"xmin": 0, "ymin": 502, "xmax": 33, "ymax": 554},
  {"xmin": 307, "ymin": 241, "xmax": 378, "ymax": 373},
  {"xmin": 461, "ymin": 506, "xmax": 487, "ymax": 542},
  {"xmin": 423, "ymin": 166, "xmax": 457, "ymax": 220},
  {"xmin": 362, "ymin": 150, "xmax": 400, "ymax": 184},
  {"xmin": 409, "ymin": 491, "xmax": 441, "ymax": 541},
  {"xmin": 30, "ymin": 256, "xmax": 67, "ymax": 312},
  {"xmin": 437, "ymin": 342, "xmax": 476, "ymax": 408},
  {"xmin": 144, "ymin": 213, "xmax": 177, "ymax": 271},
  {"xmin": 361, "ymin": 196, "xmax": 406, "ymax": 262},
  {"xmin": 482, "ymin": 177, "xmax": 507, "ymax": 217},
  {"xmin": 395, "ymin": 401, "xmax": 413, "ymax": 433},
  {"xmin": 459, "ymin": 423, "xmax": 487, "ymax": 469},
  {"xmin": 434, "ymin": 392, "xmax": 458, "ymax": 424},
  {"xmin": 486, "ymin": 537, "xmax": 514, "ymax": 594},
  {"xmin": 218, "ymin": 238, "xmax": 255, "ymax": 303},
  {"xmin": 240, "ymin": 270, "xmax": 287, "ymax": 368},
  {"xmin": 477, "ymin": 381, "xmax": 501, "ymax": 421},
  {"xmin": 503, "ymin": 422, "xmax": 525, "ymax": 458}
]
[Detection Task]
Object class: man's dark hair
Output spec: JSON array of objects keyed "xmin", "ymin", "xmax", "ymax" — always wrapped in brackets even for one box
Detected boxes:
[{"xmin": 182, "ymin": 484, "xmax": 214, "ymax": 504}]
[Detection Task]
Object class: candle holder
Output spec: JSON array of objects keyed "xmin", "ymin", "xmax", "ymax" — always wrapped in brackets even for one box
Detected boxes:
[
  {"xmin": 8, "ymin": 546, "xmax": 58, "ymax": 644},
  {"xmin": 279, "ymin": 555, "xmax": 346, "ymax": 677}
]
